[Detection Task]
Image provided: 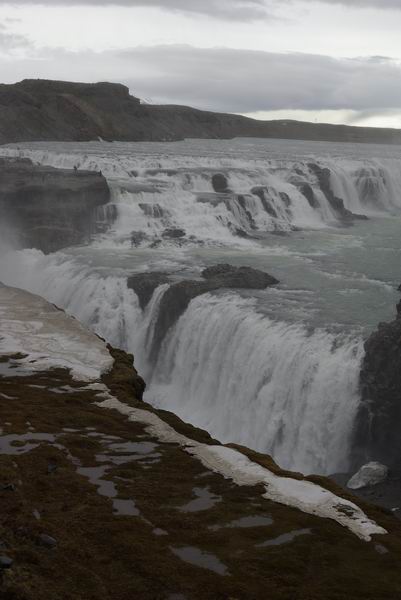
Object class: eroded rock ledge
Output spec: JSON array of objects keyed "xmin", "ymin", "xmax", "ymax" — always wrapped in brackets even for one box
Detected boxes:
[
  {"xmin": 128, "ymin": 265, "xmax": 279, "ymax": 356},
  {"xmin": 0, "ymin": 157, "xmax": 110, "ymax": 253},
  {"xmin": 354, "ymin": 298, "xmax": 401, "ymax": 471}
]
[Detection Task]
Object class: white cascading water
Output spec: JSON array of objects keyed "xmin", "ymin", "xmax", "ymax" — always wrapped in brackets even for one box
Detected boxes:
[
  {"xmin": 149, "ymin": 293, "xmax": 364, "ymax": 475},
  {"xmin": 0, "ymin": 247, "xmax": 364, "ymax": 475},
  {"xmin": 3, "ymin": 142, "xmax": 401, "ymax": 246},
  {"xmin": 0, "ymin": 139, "xmax": 399, "ymax": 475}
]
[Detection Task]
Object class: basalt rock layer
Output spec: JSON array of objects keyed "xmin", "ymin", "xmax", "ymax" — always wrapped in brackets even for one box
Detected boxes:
[
  {"xmin": 0, "ymin": 157, "xmax": 110, "ymax": 253},
  {"xmin": 354, "ymin": 301, "xmax": 401, "ymax": 470}
]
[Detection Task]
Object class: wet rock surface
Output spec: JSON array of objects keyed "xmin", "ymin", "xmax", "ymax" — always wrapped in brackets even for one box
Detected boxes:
[
  {"xmin": 0, "ymin": 157, "xmax": 110, "ymax": 253},
  {"xmin": 202, "ymin": 264, "xmax": 279, "ymax": 288},
  {"xmin": 354, "ymin": 300, "xmax": 401, "ymax": 471}
]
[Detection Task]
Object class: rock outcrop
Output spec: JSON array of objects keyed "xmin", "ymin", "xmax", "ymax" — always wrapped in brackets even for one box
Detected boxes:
[
  {"xmin": 127, "ymin": 272, "xmax": 170, "ymax": 310},
  {"xmin": 0, "ymin": 157, "xmax": 110, "ymax": 253},
  {"xmin": 2, "ymin": 79, "xmax": 401, "ymax": 145},
  {"xmin": 354, "ymin": 300, "xmax": 401, "ymax": 470},
  {"xmin": 150, "ymin": 265, "xmax": 279, "ymax": 357}
]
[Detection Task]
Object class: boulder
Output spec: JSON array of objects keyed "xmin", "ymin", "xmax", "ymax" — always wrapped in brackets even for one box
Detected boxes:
[
  {"xmin": 211, "ymin": 173, "xmax": 230, "ymax": 193},
  {"xmin": 130, "ymin": 231, "xmax": 149, "ymax": 247},
  {"xmin": 202, "ymin": 264, "xmax": 279, "ymax": 288},
  {"xmin": 347, "ymin": 462, "xmax": 389, "ymax": 490},
  {"xmin": 162, "ymin": 228, "xmax": 186, "ymax": 240}
]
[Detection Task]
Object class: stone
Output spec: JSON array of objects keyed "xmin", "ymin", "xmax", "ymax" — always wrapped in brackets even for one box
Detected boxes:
[
  {"xmin": 211, "ymin": 174, "xmax": 230, "ymax": 193},
  {"xmin": 130, "ymin": 231, "xmax": 149, "ymax": 247},
  {"xmin": 38, "ymin": 534, "xmax": 57, "ymax": 548},
  {"xmin": 162, "ymin": 228, "xmax": 186, "ymax": 240},
  {"xmin": 0, "ymin": 556, "xmax": 13, "ymax": 569},
  {"xmin": 347, "ymin": 462, "xmax": 389, "ymax": 490},
  {"xmin": 201, "ymin": 264, "xmax": 279, "ymax": 288}
]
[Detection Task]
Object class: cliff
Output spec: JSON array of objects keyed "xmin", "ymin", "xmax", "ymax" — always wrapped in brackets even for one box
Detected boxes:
[
  {"xmin": 2, "ymin": 79, "xmax": 401, "ymax": 145},
  {"xmin": 354, "ymin": 300, "xmax": 401, "ymax": 471},
  {"xmin": 0, "ymin": 284, "xmax": 401, "ymax": 599},
  {"xmin": 0, "ymin": 157, "xmax": 110, "ymax": 253}
]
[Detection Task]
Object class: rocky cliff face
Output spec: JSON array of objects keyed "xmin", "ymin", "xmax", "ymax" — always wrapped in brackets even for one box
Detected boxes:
[
  {"xmin": 0, "ymin": 157, "xmax": 110, "ymax": 253},
  {"xmin": 2, "ymin": 79, "xmax": 401, "ymax": 145},
  {"xmin": 354, "ymin": 301, "xmax": 401, "ymax": 470}
]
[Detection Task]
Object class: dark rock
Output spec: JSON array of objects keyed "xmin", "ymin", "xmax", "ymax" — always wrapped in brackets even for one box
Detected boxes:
[
  {"xmin": 0, "ymin": 556, "xmax": 13, "ymax": 569},
  {"xmin": 0, "ymin": 483, "xmax": 15, "ymax": 492},
  {"xmin": 212, "ymin": 174, "xmax": 230, "ymax": 193},
  {"xmin": 127, "ymin": 272, "xmax": 170, "ymax": 310},
  {"xmin": 162, "ymin": 228, "xmax": 186, "ymax": 240},
  {"xmin": 298, "ymin": 183, "xmax": 320, "ymax": 209},
  {"xmin": 252, "ymin": 187, "xmax": 278, "ymax": 218},
  {"xmin": 0, "ymin": 157, "xmax": 110, "ymax": 253},
  {"xmin": 130, "ymin": 231, "xmax": 149, "ymax": 247},
  {"xmin": 38, "ymin": 534, "xmax": 57, "ymax": 548},
  {"xmin": 151, "ymin": 265, "xmax": 279, "ymax": 358},
  {"xmin": 47, "ymin": 461, "xmax": 58, "ymax": 475},
  {"xmin": 202, "ymin": 264, "xmax": 279, "ymax": 288},
  {"xmin": 354, "ymin": 302, "xmax": 401, "ymax": 470}
]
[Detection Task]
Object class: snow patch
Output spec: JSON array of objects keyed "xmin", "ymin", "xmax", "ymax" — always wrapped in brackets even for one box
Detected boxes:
[
  {"xmin": 97, "ymin": 393, "xmax": 387, "ymax": 542},
  {"xmin": 0, "ymin": 284, "xmax": 113, "ymax": 381}
]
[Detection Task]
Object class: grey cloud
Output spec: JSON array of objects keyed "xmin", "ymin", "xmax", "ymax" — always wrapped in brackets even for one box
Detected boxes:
[
  {"xmin": 116, "ymin": 46, "xmax": 401, "ymax": 114},
  {"xmin": 2, "ymin": 45, "xmax": 401, "ymax": 116},
  {"xmin": 0, "ymin": 0, "xmax": 269, "ymax": 20},
  {"xmin": 314, "ymin": 0, "xmax": 401, "ymax": 9},
  {"xmin": 0, "ymin": 23, "xmax": 31, "ymax": 50}
]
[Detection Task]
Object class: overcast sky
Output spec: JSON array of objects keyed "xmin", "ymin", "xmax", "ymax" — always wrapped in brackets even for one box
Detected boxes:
[{"xmin": 1, "ymin": 0, "xmax": 401, "ymax": 127}]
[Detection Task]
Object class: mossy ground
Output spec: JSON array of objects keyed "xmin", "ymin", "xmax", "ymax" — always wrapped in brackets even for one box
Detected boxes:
[{"xmin": 0, "ymin": 350, "xmax": 401, "ymax": 599}]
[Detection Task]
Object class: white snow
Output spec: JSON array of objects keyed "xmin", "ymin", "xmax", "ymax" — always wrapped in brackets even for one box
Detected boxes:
[
  {"xmin": 0, "ymin": 284, "xmax": 113, "ymax": 381},
  {"xmin": 97, "ymin": 393, "xmax": 387, "ymax": 542},
  {"xmin": 347, "ymin": 462, "xmax": 389, "ymax": 490}
]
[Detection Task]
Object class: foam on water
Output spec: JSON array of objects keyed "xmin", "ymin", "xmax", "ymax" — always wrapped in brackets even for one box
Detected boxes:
[{"xmin": 1, "ymin": 138, "xmax": 400, "ymax": 475}]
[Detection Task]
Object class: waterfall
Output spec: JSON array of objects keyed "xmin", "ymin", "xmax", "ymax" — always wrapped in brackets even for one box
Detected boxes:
[
  {"xmin": 1, "ymin": 139, "xmax": 398, "ymax": 476},
  {"xmin": 149, "ymin": 293, "xmax": 364, "ymax": 475},
  {"xmin": 2, "ymin": 142, "xmax": 401, "ymax": 249},
  {"xmin": 0, "ymin": 247, "xmax": 364, "ymax": 475}
]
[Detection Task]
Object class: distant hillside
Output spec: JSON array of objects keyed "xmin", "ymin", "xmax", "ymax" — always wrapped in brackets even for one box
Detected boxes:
[{"xmin": 1, "ymin": 78, "xmax": 401, "ymax": 145}]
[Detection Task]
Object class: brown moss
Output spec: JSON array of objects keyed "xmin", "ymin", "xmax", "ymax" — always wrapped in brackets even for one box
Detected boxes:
[{"xmin": 0, "ymin": 350, "xmax": 401, "ymax": 599}]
